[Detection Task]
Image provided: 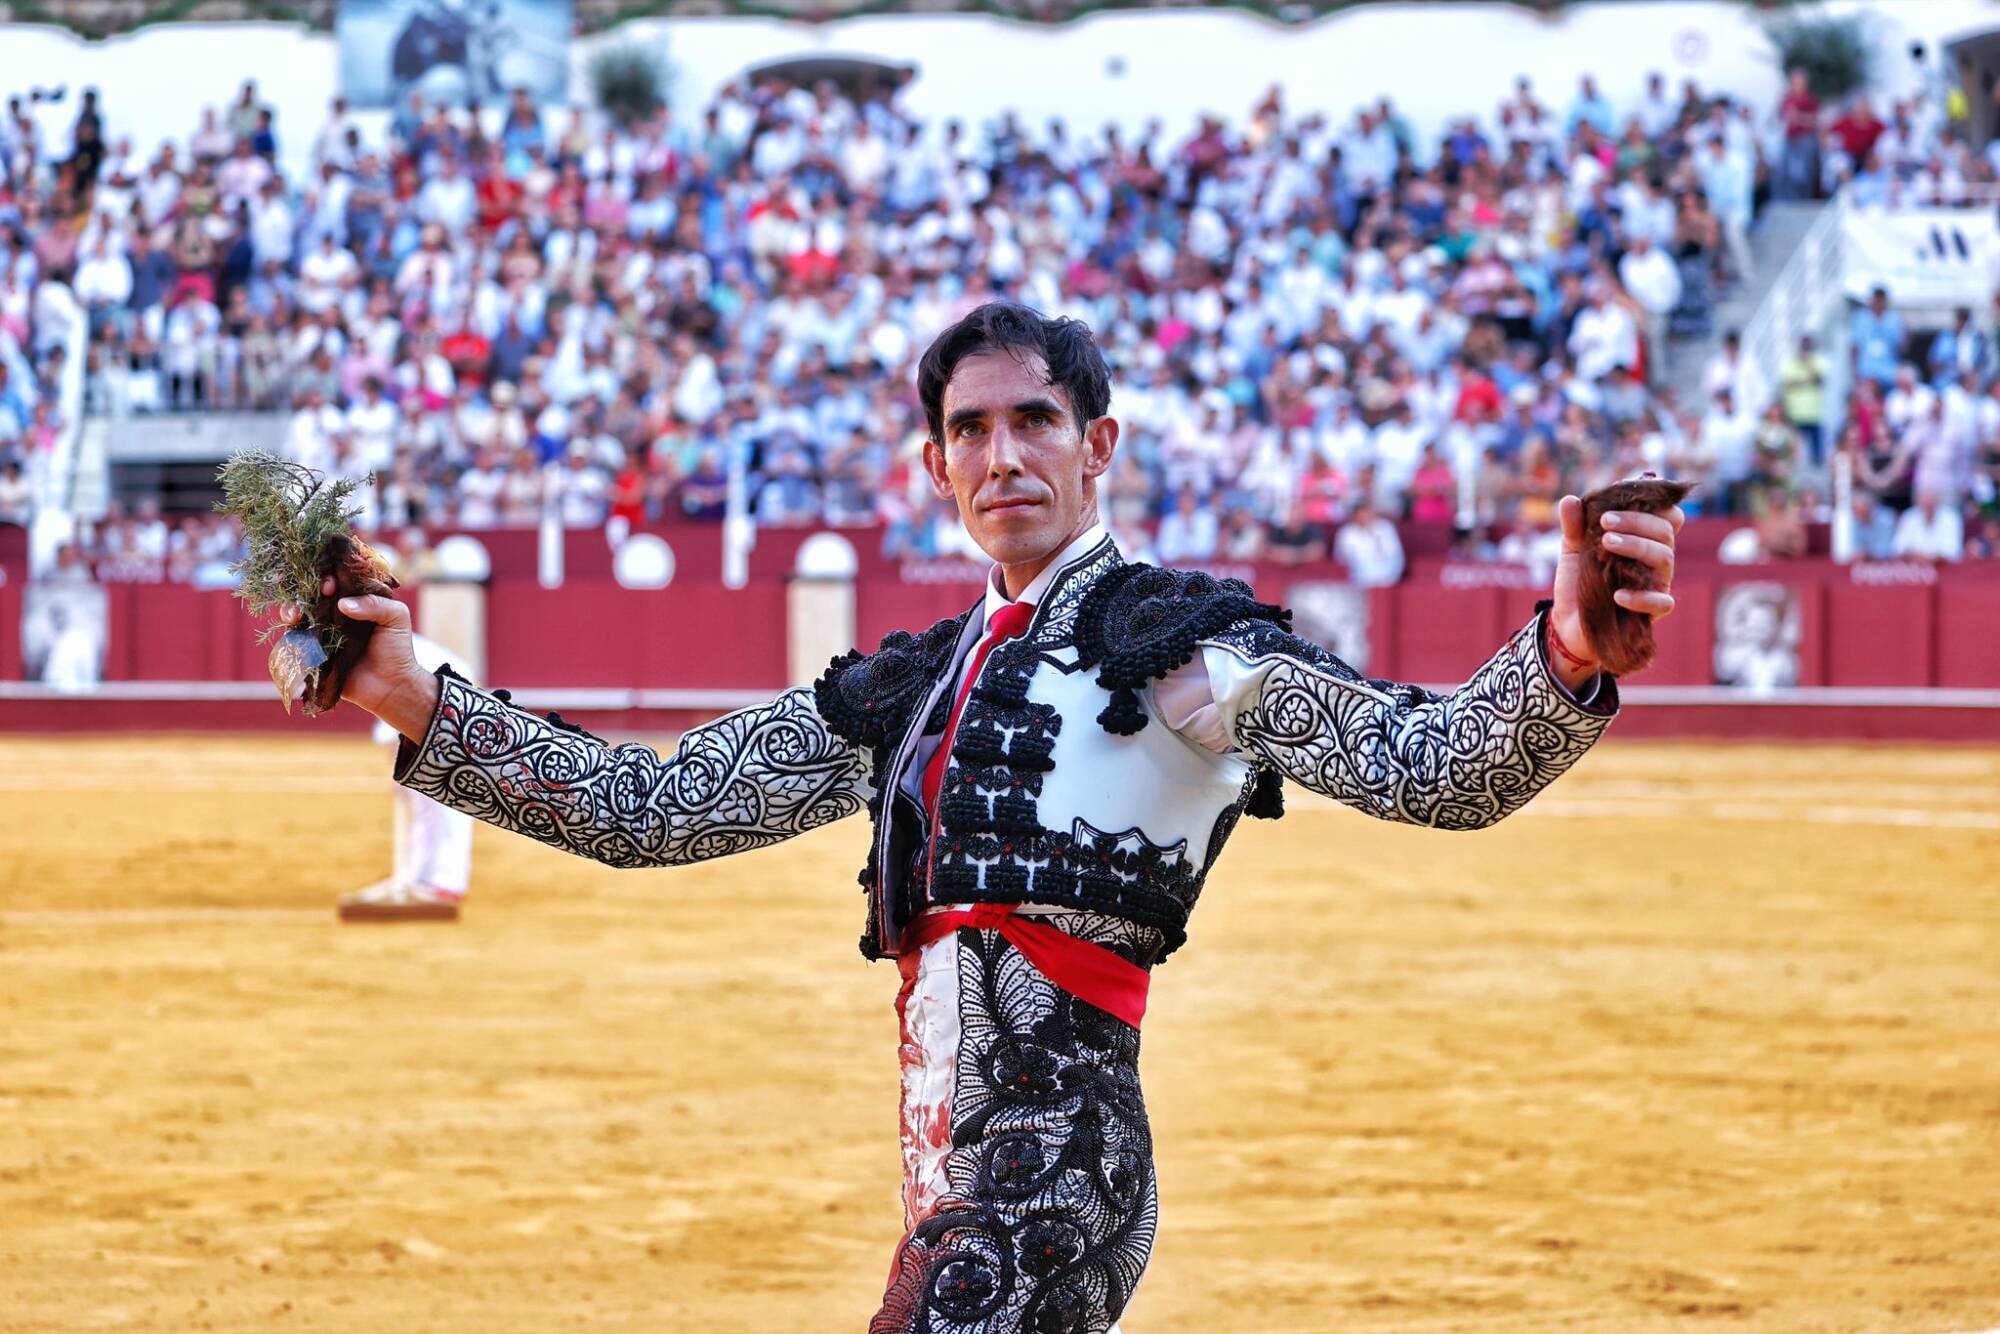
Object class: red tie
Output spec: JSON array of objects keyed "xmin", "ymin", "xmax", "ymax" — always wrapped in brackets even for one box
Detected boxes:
[{"xmin": 922, "ymin": 600, "xmax": 1035, "ymax": 815}]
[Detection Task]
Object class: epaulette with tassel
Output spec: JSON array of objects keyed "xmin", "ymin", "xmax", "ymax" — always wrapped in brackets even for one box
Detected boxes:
[{"xmin": 1073, "ymin": 563, "xmax": 1293, "ymax": 818}]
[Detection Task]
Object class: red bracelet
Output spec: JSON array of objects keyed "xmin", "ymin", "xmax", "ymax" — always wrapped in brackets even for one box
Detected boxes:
[{"xmin": 1547, "ymin": 615, "xmax": 1598, "ymax": 674}]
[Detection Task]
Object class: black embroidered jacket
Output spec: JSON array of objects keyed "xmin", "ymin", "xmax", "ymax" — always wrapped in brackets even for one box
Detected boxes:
[{"xmin": 394, "ymin": 534, "xmax": 1619, "ymax": 961}]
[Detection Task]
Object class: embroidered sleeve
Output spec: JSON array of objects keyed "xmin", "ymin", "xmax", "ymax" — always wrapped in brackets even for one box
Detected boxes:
[
  {"xmin": 394, "ymin": 666, "xmax": 871, "ymax": 867},
  {"xmin": 1198, "ymin": 599, "xmax": 1618, "ymax": 830}
]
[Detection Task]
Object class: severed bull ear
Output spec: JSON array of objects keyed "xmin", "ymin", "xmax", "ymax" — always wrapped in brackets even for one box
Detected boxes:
[
  {"xmin": 217, "ymin": 450, "xmax": 401, "ymax": 716},
  {"xmin": 1575, "ymin": 475, "xmax": 1693, "ymax": 677},
  {"xmin": 303, "ymin": 530, "xmax": 399, "ymax": 714}
]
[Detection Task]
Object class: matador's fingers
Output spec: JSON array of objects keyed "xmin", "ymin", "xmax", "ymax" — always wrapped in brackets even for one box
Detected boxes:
[
  {"xmin": 1601, "ymin": 509, "xmax": 1677, "ymax": 545},
  {"xmin": 1614, "ymin": 588, "xmax": 1675, "ymax": 619},
  {"xmin": 1557, "ymin": 494, "xmax": 1584, "ymax": 553},
  {"xmin": 1602, "ymin": 531, "xmax": 1674, "ymax": 571}
]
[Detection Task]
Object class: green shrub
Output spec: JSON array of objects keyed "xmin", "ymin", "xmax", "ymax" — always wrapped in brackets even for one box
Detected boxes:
[
  {"xmin": 1763, "ymin": 9, "xmax": 1874, "ymax": 101},
  {"xmin": 590, "ymin": 43, "xmax": 668, "ymax": 128}
]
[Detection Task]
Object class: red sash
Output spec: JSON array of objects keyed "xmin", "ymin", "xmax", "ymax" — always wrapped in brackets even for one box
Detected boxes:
[{"xmin": 899, "ymin": 902, "xmax": 1150, "ymax": 1029}]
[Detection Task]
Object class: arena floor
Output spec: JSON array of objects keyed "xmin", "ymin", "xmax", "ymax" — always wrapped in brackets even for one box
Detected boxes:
[{"xmin": 2, "ymin": 734, "xmax": 1997, "ymax": 1333}]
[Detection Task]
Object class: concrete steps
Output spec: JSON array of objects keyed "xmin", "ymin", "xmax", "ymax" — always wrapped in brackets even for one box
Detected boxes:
[{"xmin": 1666, "ymin": 200, "xmax": 1830, "ymax": 411}]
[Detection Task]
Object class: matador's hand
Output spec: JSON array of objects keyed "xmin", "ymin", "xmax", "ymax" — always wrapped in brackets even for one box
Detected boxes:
[
  {"xmin": 280, "ymin": 576, "xmax": 439, "ymax": 741},
  {"xmin": 1549, "ymin": 493, "xmax": 1683, "ymax": 679}
]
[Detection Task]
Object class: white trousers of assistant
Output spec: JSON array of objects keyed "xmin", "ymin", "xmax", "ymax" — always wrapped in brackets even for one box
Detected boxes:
[
  {"xmin": 393, "ymin": 783, "xmax": 473, "ymax": 897},
  {"xmin": 379, "ymin": 707, "xmax": 473, "ymax": 896}
]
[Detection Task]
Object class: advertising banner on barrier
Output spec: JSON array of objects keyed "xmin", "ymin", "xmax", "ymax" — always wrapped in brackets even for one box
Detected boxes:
[{"xmin": 1842, "ymin": 207, "xmax": 2000, "ymax": 305}]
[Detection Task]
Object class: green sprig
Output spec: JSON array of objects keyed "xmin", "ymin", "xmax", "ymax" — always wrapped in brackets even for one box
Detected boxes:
[{"xmin": 215, "ymin": 450, "xmax": 365, "ymax": 648}]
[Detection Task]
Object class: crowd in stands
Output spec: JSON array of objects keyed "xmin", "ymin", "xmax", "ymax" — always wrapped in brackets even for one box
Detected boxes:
[{"xmin": 4, "ymin": 55, "xmax": 1999, "ymax": 582}]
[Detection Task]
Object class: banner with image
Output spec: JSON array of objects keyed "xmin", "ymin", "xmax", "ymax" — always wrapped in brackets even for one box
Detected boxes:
[
  {"xmin": 1713, "ymin": 582, "xmax": 1800, "ymax": 695},
  {"xmin": 339, "ymin": 0, "xmax": 571, "ymax": 109},
  {"xmin": 1841, "ymin": 208, "xmax": 2000, "ymax": 306},
  {"xmin": 22, "ymin": 580, "xmax": 108, "ymax": 691}
]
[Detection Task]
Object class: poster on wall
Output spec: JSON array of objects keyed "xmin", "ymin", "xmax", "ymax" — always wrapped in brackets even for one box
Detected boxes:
[
  {"xmin": 1842, "ymin": 208, "xmax": 2000, "ymax": 307},
  {"xmin": 22, "ymin": 581, "xmax": 107, "ymax": 691},
  {"xmin": 1713, "ymin": 582, "xmax": 1800, "ymax": 695},
  {"xmin": 338, "ymin": 0, "xmax": 572, "ymax": 110},
  {"xmin": 1284, "ymin": 581, "xmax": 1370, "ymax": 675}
]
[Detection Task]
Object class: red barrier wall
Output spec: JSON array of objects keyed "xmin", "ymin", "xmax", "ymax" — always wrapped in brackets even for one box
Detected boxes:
[
  {"xmin": 0, "ymin": 575, "xmax": 20, "ymax": 680},
  {"xmin": 486, "ymin": 581, "xmax": 788, "ymax": 690},
  {"xmin": 14, "ymin": 552, "xmax": 2000, "ymax": 698}
]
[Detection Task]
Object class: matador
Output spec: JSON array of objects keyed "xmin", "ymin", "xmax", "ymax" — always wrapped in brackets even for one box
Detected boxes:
[{"xmin": 309, "ymin": 301, "xmax": 1683, "ymax": 1332}]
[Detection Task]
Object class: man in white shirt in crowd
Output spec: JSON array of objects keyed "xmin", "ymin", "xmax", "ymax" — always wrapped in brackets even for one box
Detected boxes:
[
  {"xmin": 1903, "ymin": 391, "xmax": 1972, "ymax": 507},
  {"xmin": 1334, "ymin": 497, "xmax": 1406, "ymax": 587},
  {"xmin": 72, "ymin": 236, "xmax": 132, "ymax": 325},
  {"xmin": 1319, "ymin": 398, "xmax": 1373, "ymax": 477},
  {"xmin": 138, "ymin": 148, "xmax": 184, "ymax": 231},
  {"xmin": 249, "ymin": 177, "xmax": 296, "ymax": 271},
  {"xmin": 1568, "ymin": 287, "xmax": 1638, "ymax": 382},
  {"xmin": 0, "ymin": 460, "xmax": 31, "ymax": 526},
  {"xmin": 346, "ymin": 376, "xmax": 398, "ymax": 475},
  {"xmin": 1883, "ymin": 364, "xmax": 1936, "ymax": 438},
  {"xmin": 216, "ymin": 137, "xmax": 271, "ymax": 210},
  {"xmin": 1154, "ymin": 485, "xmax": 1219, "ymax": 563},
  {"xmin": 455, "ymin": 448, "xmax": 508, "ymax": 529},
  {"xmin": 298, "ymin": 232, "xmax": 358, "ymax": 314},
  {"xmin": 1698, "ymin": 385, "xmax": 1758, "ymax": 513},
  {"xmin": 1636, "ymin": 72, "xmax": 1678, "ymax": 139},
  {"xmin": 556, "ymin": 446, "xmax": 611, "ymax": 528},
  {"xmin": 131, "ymin": 497, "xmax": 170, "ymax": 562},
  {"xmin": 417, "ymin": 153, "xmax": 478, "ymax": 234},
  {"xmin": 1699, "ymin": 134, "xmax": 1755, "ymax": 283},
  {"xmin": 1892, "ymin": 487, "xmax": 1964, "ymax": 562},
  {"xmin": 1617, "ymin": 235, "xmax": 1682, "ymax": 387},
  {"xmin": 283, "ymin": 385, "xmax": 343, "ymax": 477},
  {"xmin": 1370, "ymin": 399, "xmax": 1430, "ymax": 511}
]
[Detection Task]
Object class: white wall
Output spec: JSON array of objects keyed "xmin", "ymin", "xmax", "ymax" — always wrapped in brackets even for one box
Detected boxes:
[
  {"xmin": 641, "ymin": 0, "xmax": 1988, "ymax": 148},
  {"xmin": 4, "ymin": 0, "xmax": 1996, "ymax": 183}
]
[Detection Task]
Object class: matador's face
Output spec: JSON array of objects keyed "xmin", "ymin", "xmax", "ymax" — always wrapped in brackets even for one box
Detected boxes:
[{"xmin": 924, "ymin": 349, "xmax": 1117, "ymax": 576}]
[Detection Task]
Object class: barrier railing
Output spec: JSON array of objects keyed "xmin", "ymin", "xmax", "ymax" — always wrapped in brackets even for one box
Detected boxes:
[{"xmin": 1737, "ymin": 187, "xmax": 1849, "ymax": 427}]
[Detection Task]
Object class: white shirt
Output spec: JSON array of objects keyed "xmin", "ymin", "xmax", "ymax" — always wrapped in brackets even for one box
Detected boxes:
[
  {"xmin": 1569, "ymin": 304, "xmax": 1637, "ymax": 381},
  {"xmin": 1892, "ymin": 504, "xmax": 1963, "ymax": 561},
  {"xmin": 1335, "ymin": 516, "xmax": 1407, "ymax": 588},
  {"xmin": 1618, "ymin": 248, "xmax": 1683, "ymax": 316}
]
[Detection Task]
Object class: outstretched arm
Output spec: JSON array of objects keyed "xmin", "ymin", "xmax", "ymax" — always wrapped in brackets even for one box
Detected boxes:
[
  {"xmin": 293, "ymin": 589, "xmax": 870, "ymax": 868},
  {"xmin": 394, "ymin": 667, "xmax": 869, "ymax": 867},
  {"xmin": 1196, "ymin": 492, "xmax": 1679, "ymax": 830},
  {"xmin": 1198, "ymin": 603, "xmax": 1614, "ymax": 830}
]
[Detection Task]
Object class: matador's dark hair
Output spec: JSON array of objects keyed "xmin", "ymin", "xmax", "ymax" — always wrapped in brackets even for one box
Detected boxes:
[{"xmin": 916, "ymin": 300, "xmax": 1113, "ymax": 444}]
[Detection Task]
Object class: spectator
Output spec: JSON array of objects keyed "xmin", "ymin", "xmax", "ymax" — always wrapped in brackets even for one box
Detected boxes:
[
  {"xmin": 1696, "ymin": 386, "xmax": 1757, "ymax": 514},
  {"xmin": 1155, "ymin": 486, "xmax": 1219, "ymax": 562},
  {"xmin": 1851, "ymin": 286, "xmax": 1906, "ymax": 390},
  {"xmin": 500, "ymin": 448, "xmax": 545, "ymax": 527},
  {"xmin": 0, "ymin": 458, "xmax": 30, "ymax": 525},
  {"xmin": 1334, "ymin": 498, "xmax": 1406, "ymax": 587},
  {"xmin": 1406, "ymin": 442, "xmax": 1457, "ymax": 525},
  {"xmin": 1617, "ymin": 235, "xmax": 1682, "ymax": 385},
  {"xmin": 72, "ymin": 237, "xmax": 131, "ymax": 332},
  {"xmin": 555, "ymin": 446, "xmax": 610, "ymax": 528},
  {"xmin": 1891, "ymin": 487, "xmax": 1964, "ymax": 561},
  {"xmin": 1698, "ymin": 134, "xmax": 1754, "ymax": 283},
  {"xmin": 1749, "ymin": 401, "xmax": 1801, "ymax": 511},
  {"xmin": 1776, "ymin": 68, "xmax": 1822, "ymax": 200},
  {"xmin": 1927, "ymin": 306, "xmax": 1989, "ymax": 389},
  {"xmin": 1568, "ymin": 286, "xmax": 1638, "ymax": 382},
  {"xmin": 1847, "ymin": 486, "xmax": 1897, "ymax": 561},
  {"xmin": 1778, "ymin": 334, "xmax": 1829, "ymax": 467}
]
